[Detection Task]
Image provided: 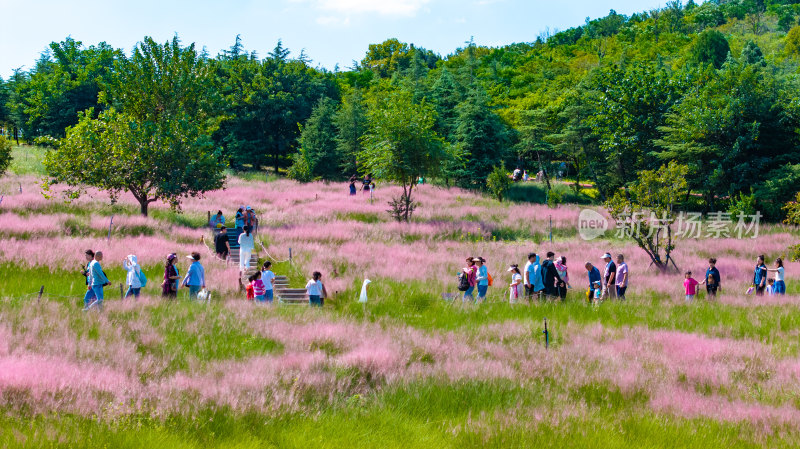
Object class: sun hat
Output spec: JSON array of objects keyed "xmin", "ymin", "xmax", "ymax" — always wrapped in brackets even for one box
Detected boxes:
[
  {"xmin": 472, "ymin": 258, "xmax": 481, "ymax": 262},
  {"xmin": 246, "ymin": 206, "xmax": 252, "ymax": 210},
  {"xmin": 507, "ymin": 266, "xmax": 516, "ymax": 272},
  {"xmin": 167, "ymin": 253, "xmax": 177, "ymax": 262},
  {"xmin": 186, "ymin": 255, "xmax": 195, "ymax": 260},
  {"xmin": 602, "ymin": 253, "xmax": 612, "ymax": 259}
]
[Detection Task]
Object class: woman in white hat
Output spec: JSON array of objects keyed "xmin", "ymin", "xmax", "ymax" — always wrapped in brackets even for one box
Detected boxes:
[
  {"xmin": 508, "ymin": 265, "xmax": 523, "ymax": 304},
  {"xmin": 123, "ymin": 254, "xmax": 143, "ymax": 299}
]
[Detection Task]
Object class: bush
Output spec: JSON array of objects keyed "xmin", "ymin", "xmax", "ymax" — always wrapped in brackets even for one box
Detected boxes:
[
  {"xmin": 486, "ymin": 165, "xmax": 512, "ymax": 202},
  {"xmin": 784, "ymin": 192, "xmax": 800, "ymax": 226},
  {"xmin": 287, "ymin": 150, "xmax": 314, "ymax": 183},
  {"xmin": 0, "ymin": 135, "xmax": 12, "ymax": 176},
  {"xmin": 727, "ymin": 191, "xmax": 757, "ymax": 218}
]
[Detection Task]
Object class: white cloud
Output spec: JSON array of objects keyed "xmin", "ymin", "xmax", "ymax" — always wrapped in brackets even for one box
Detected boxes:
[
  {"xmin": 316, "ymin": 15, "xmax": 351, "ymax": 26},
  {"xmin": 304, "ymin": 0, "xmax": 431, "ymax": 17}
]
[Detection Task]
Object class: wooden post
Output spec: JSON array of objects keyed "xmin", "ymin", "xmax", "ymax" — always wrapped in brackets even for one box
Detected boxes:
[
  {"xmin": 107, "ymin": 215, "xmax": 114, "ymax": 242},
  {"xmin": 19, "ymin": 183, "xmax": 22, "ymax": 193},
  {"xmin": 37, "ymin": 285, "xmax": 44, "ymax": 302},
  {"xmin": 543, "ymin": 318, "xmax": 549, "ymax": 349},
  {"xmin": 207, "ymin": 211, "xmax": 211, "ymax": 226},
  {"xmin": 289, "ymin": 248, "xmax": 292, "ymax": 264},
  {"xmin": 120, "ymin": 284, "xmax": 124, "ymax": 299}
]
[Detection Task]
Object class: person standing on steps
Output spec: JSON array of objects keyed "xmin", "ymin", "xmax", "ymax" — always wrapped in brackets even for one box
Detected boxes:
[
  {"xmin": 261, "ymin": 261, "xmax": 276, "ymax": 303},
  {"xmin": 234, "ymin": 207, "xmax": 245, "ymax": 234},
  {"xmin": 214, "ymin": 226, "xmax": 230, "ymax": 261},
  {"xmin": 238, "ymin": 227, "xmax": 255, "ymax": 273}
]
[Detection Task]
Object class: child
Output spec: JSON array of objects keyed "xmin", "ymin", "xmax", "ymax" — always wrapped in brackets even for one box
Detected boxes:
[
  {"xmin": 684, "ymin": 271, "xmax": 699, "ymax": 302},
  {"xmin": 766, "ymin": 278, "xmax": 776, "ymax": 296},
  {"xmin": 251, "ymin": 271, "xmax": 267, "ymax": 302},
  {"xmin": 261, "ymin": 261, "xmax": 276, "ymax": 303},
  {"xmin": 245, "ymin": 275, "xmax": 255, "ymax": 300},
  {"xmin": 700, "ymin": 257, "xmax": 721, "ymax": 298},
  {"xmin": 508, "ymin": 265, "xmax": 523, "ymax": 304},
  {"xmin": 306, "ymin": 271, "xmax": 327, "ymax": 307}
]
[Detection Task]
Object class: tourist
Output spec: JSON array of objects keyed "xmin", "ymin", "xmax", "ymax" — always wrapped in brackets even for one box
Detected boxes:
[
  {"xmin": 361, "ymin": 174, "xmax": 372, "ymax": 194},
  {"xmin": 615, "ymin": 254, "xmax": 628, "ymax": 300},
  {"xmin": 250, "ymin": 271, "xmax": 266, "ymax": 302},
  {"xmin": 462, "ymin": 257, "xmax": 477, "ymax": 302},
  {"xmin": 238, "ymin": 228, "xmax": 255, "ymax": 272},
  {"xmin": 182, "ymin": 252, "xmax": 206, "ymax": 299},
  {"xmin": 261, "ymin": 261, "xmax": 276, "ymax": 303},
  {"xmin": 684, "ymin": 271, "xmax": 699, "ymax": 302},
  {"xmin": 555, "ymin": 256, "xmax": 570, "ymax": 298},
  {"xmin": 162, "ymin": 253, "xmax": 180, "ymax": 299},
  {"xmin": 523, "ymin": 253, "xmax": 536, "ymax": 298},
  {"xmin": 306, "ymin": 271, "xmax": 327, "ymax": 307},
  {"xmin": 508, "ymin": 265, "xmax": 523, "ymax": 304},
  {"xmin": 522, "ymin": 170, "xmax": 529, "ymax": 182},
  {"xmin": 768, "ymin": 258, "xmax": 785, "ymax": 295},
  {"xmin": 475, "ymin": 257, "xmax": 489, "ymax": 303},
  {"xmin": 531, "ymin": 253, "xmax": 545, "ymax": 299},
  {"xmin": 210, "ymin": 210, "xmax": 226, "ymax": 229},
  {"xmin": 83, "ymin": 251, "xmax": 110, "ymax": 311},
  {"xmin": 359, "ymin": 279, "xmax": 371, "ymax": 303},
  {"xmin": 700, "ymin": 258, "xmax": 721, "ymax": 298},
  {"xmin": 243, "ymin": 206, "xmax": 258, "ymax": 234},
  {"xmin": 80, "ymin": 249, "xmax": 94, "ymax": 290},
  {"xmin": 541, "ymin": 252, "xmax": 564, "ymax": 300},
  {"xmin": 123, "ymin": 254, "xmax": 143, "ymax": 299},
  {"xmin": 601, "ymin": 253, "xmax": 617, "ymax": 300},
  {"xmin": 766, "ymin": 278, "xmax": 776, "ymax": 296},
  {"xmin": 753, "ymin": 255, "xmax": 768, "ymax": 296},
  {"xmin": 234, "ymin": 207, "xmax": 245, "ymax": 232},
  {"xmin": 585, "ymin": 262, "xmax": 601, "ymax": 301},
  {"xmin": 214, "ymin": 226, "xmax": 230, "ymax": 261},
  {"xmin": 349, "ymin": 175, "xmax": 358, "ymax": 195}
]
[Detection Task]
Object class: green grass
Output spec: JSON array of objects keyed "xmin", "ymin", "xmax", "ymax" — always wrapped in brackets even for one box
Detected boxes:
[
  {"xmin": 8, "ymin": 144, "xmax": 47, "ymax": 175},
  {"xmin": 2, "ymin": 379, "xmax": 795, "ymax": 448}
]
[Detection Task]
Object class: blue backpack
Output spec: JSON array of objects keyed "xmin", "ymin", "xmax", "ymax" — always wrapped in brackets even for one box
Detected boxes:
[{"xmin": 138, "ymin": 269, "xmax": 148, "ymax": 288}]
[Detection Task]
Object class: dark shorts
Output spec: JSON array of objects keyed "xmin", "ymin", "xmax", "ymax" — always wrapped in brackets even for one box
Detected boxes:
[
  {"xmin": 616, "ymin": 286, "xmax": 627, "ymax": 299},
  {"xmin": 309, "ymin": 295, "xmax": 323, "ymax": 307},
  {"xmin": 755, "ymin": 285, "xmax": 765, "ymax": 296},
  {"xmin": 216, "ymin": 250, "xmax": 229, "ymax": 259},
  {"xmin": 706, "ymin": 285, "xmax": 718, "ymax": 296}
]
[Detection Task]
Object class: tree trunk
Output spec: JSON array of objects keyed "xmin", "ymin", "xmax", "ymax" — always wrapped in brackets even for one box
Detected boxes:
[
  {"xmin": 139, "ymin": 199, "xmax": 149, "ymax": 217},
  {"xmin": 274, "ymin": 148, "xmax": 279, "ymax": 175},
  {"xmin": 536, "ymin": 151, "xmax": 551, "ymax": 190}
]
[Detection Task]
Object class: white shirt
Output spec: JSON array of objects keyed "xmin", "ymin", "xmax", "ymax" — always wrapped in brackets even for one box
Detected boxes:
[
  {"xmin": 523, "ymin": 261, "xmax": 532, "ymax": 284},
  {"xmin": 776, "ymin": 266, "xmax": 785, "ymax": 282},
  {"xmin": 306, "ymin": 279, "xmax": 323, "ymax": 296},
  {"xmin": 261, "ymin": 270, "xmax": 275, "ymax": 290},
  {"xmin": 238, "ymin": 233, "xmax": 255, "ymax": 251},
  {"xmin": 124, "ymin": 262, "xmax": 142, "ymax": 288}
]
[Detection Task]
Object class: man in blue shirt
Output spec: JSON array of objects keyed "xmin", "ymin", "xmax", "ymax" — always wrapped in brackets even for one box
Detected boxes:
[
  {"xmin": 84, "ymin": 251, "xmax": 110, "ymax": 311},
  {"xmin": 182, "ymin": 252, "xmax": 206, "ymax": 299},
  {"xmin": 585, "ymin": 262, "xmax": 601, "ymax": 300},
  {"xmin": 753, "ymin": 255, "xmax": 767, "ymax": 296},
  {"xmin": 700, "ymin": 257, "xmax": 721, "ymax": 297}
]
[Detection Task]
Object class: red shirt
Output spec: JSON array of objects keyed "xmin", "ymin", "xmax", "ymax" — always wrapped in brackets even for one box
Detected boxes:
[{"xmin": 684, "ymin": 278, "xmax": 699, "ymax": 295}]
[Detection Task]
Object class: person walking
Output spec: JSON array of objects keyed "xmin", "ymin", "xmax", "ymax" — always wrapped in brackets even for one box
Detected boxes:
[
  {"xmin": 753, "ymin": 255, "xmax": 768, "ymax": 296},
  {"xmin": 508, "ymin": 265, "xmax": 523, "ymax": 304},
  {"xmin": 700, "ymin": 258, "xmax": 721, "ymax": 298},
  {"xmin": 555, "ymin": 256, "xmax": 570, "ymax": 299},
  {"xmin": 83, "ymin": 251, "xmax": 110, "ymax": 311},
  {"xmin": 523, "ymin": 253, "xmax": 536, "ymax": 299},
  {"xmin": 234, "ymin": 207, "xmax": 245, "ymax": 233},
  {"xmin": 210, "ymin": 210, "xmax": 226, "ymax": 229},
  {"xmin": 162, "ymin": 253, "xmax": 180, "ymax": 299},
  {"xmin": 475, "ymin": 257, "xmax": 489, "ymax": 303},
  {"xmin": 601, "ymin": 253, "xmax": 617, "ymax": 300},
  {"xmin": 238, "ymin": 228, "xmax": 255, "ymax": 272},
  {"xmin": 768, "ymin": 258, "xmax": 786, "ymax": 295},
  {"xmin": 182, "ymin": 252, "xmax": 206, "ymax": 299},
  {"xmin": 80, "ymin": 249, "xmax": 95, "ymax": 291},
  {"xmin": 261, "ymin": 261, "xmax": 276, "ymax": 303},
  {"xmin": 615, "ymin": 254, "xmax": 629, "ymax": 300},
  {"xmin": 684, "ymin": 271, "xmax": 699, "ymax": 302},
  {"xmin": 250, "ymin": 272, "xmax": 267, "ymax": 302},
  {"xmin": 306, "ymin": 271, "xmax": 327, "ymax": 307},
  {"xmin": 585, "ymin": 262, "xmax": 601, "ymax": 302},
  {"xmin": 214, "ymin": 227, "xmax": 230, "ymax": 261},
  {"xmin": 123, "ymin": 254, "xmax": 143, "ymax": 299},
  {"xmin": 541, "ymin": 252, "xmax": 564, "ymax": 300},
  {"xmin": 461, "ymin": 257, "xmax": 478, "ymax": 302}
]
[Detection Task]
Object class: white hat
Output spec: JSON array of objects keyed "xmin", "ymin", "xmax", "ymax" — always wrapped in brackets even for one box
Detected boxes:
[
  {"xmin": 186, "ymin": 255, "xmax": 195, "ymax": 260},
  {"xmin": 602, "ymin": 253, "xmax": 612, "ymax": 259}
]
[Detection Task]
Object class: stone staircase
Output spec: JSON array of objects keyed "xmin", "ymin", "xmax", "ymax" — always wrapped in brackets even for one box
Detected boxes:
[
  {"xmin": 274, "ymin": 275, "xmax": 309, "ymax": 305},
  {"xmin": 225, "ymin": 228, "xmax": 259, "ymax": 270}
]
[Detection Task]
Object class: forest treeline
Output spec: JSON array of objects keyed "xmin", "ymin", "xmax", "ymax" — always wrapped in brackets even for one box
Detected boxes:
[{"xmin": 2, "ymin": 0, "xmax": 800, "ymax": 220}]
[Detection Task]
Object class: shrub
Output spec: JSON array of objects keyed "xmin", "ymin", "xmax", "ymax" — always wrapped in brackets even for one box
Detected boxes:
[
  {"xmin": 0, "ymin": 135, "xmax": 12, "ymax": 176},
  {"xmin": 486, "ymin": 165, "xmax": 512, "ymax": 202}
]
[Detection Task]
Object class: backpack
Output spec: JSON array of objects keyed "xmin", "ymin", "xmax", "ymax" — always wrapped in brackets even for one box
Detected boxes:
[
  {"xmin": 244, "ymin": 210, "xmax": 256, "ymax": 227},
  {"xmin": 487, "ymin": 273, "xmax": 493, "ymax": 287},
  {"xmin": 457, "ymin": 273, "xmax": 470, "ymax": 292},
  {"xmin": 138, "ymin": 268, "xmax": 148, "ymax": 288}
]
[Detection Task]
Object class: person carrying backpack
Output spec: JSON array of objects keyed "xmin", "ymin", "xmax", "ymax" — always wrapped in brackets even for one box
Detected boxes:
[
  {"xmin": 123, "ymin": 254, "xmax": 145, "ymax": 299},
  {"xmin": 243, "ymin": 206, "xmax": 257, "ymax": 234}
]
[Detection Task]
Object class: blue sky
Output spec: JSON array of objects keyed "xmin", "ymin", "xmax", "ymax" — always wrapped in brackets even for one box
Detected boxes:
[{"xmin": 2, "ymin": 0, "xmax": 677, "ymax": 78}]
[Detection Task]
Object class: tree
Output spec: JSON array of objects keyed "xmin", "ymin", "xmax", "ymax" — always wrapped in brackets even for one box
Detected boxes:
[
  {"xmin": 605, "ymin": 162, "xmax": 689, "ymax": 273},
  {"xmin": 690, "ymin": 30, "xmax": 730, "ymax": 69},
  {"xmin": 360, "ymin": 92, "xmax": 454, "ymax": 221},
  {"xmin": 0, "ymin": 135, "xmax": 12, "ymax": 176},
  {"xmin": 334, "ymin": 88, "xmax": 368, "ymax": 177},
  {"xmin": 486, "ymin": 164, "xmax": 512, "ymax": 202},
  {"xmin": 450, "ymin": 87, "xmax": 510, "ymax": 189},
  {"xmin": 289, "ymin": 97, "xmax": 339, "ymax": 180},
  {"xmin": 786, "ymin": 26, "xmax": 800, "ymax": 56},
  {"xmin": 45, "ymin": 36, "xmax": 226, "ymax": 216}
]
